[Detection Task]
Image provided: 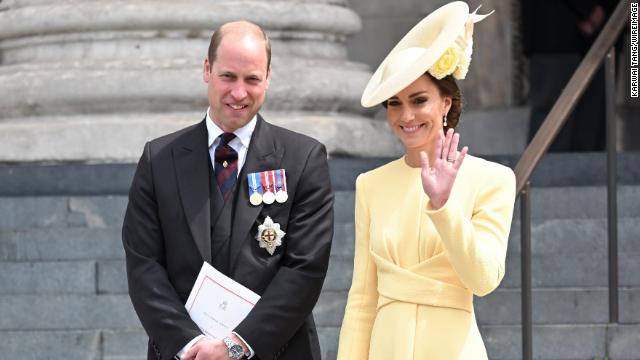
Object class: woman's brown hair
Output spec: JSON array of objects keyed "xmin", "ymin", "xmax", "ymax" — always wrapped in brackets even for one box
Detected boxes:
[{"xmin": 428, "ymin": 73, "xmax": 462, "ymax": 131}]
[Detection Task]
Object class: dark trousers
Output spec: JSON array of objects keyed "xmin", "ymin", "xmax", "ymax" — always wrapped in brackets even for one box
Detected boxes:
[{"xmin": 528, "ymin": 54, "xmax": 606, "ymax": 152}]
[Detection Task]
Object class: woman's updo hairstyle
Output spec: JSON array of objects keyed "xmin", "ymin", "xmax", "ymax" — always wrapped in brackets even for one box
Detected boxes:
[{"xmin": 428, "ymin": 73, "xmax": 462, "ymax": 131}]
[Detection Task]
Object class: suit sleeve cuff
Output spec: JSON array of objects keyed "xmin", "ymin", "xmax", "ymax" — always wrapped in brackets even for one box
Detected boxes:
[
  {"xmin": 232, "ymin": 331, "xmax": 255, "ymax": 358},
  {"xmin": 174, "ymin": 335, "xmax": 205, "ymax": 359}
]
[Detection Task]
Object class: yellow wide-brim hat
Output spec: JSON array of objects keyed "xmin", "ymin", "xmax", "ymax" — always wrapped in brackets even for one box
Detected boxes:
[{"xmin": 360, "ymin": 1, "xmax": 493, "ymax": 108}]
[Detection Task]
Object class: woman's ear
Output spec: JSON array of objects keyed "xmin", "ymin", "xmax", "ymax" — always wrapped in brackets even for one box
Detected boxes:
[{"xmin": 443, "ymin": 96, "xmax": 452, "ymax": 115}]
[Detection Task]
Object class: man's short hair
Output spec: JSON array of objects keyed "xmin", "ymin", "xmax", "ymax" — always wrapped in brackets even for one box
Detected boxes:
[{"xmin": 207, "ymin": 21, "xmax": 272, "ymax": 70}]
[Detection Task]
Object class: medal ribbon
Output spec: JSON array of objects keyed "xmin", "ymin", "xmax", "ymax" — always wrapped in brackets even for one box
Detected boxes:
[
  {"xmin": 271, "ymin": 170, "xmax": 277, "ymax": 191},
  {"xmin": 249, "ymin": 172, "xmax": 260, "ymax": 194},
  {"xmin": 262, "ymin": 171, "xmax": 272, "ymax": 193},
  {"xmin": 280, "ymin": 169, "xmax": 287, "ymax": 192},
  {"xmin": 275, "ymin": 170, "xmax": 283, "ymax": 192}
]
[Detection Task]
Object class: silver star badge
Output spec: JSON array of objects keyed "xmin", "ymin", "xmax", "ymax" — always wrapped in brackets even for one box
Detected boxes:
[{"xmin": 256, "ymin": 216, "xmax": 285, "ymax": 255}]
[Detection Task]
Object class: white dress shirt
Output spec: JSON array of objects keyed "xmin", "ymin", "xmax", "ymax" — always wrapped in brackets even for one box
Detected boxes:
[
  {"xmin": 205, "ymin": 108, "xmax": 256, "ymax": 173},
  {"xmin": 176, "ymin": 109, "xmax": 257, "ymax": 359}
]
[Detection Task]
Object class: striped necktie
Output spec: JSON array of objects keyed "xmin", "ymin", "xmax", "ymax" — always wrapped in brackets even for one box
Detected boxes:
[{"xmin": 214, "ymin": 132, "xmax": 238, "ymax": 202}]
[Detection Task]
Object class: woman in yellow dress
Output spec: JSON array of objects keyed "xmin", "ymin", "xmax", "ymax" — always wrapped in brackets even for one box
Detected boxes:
[{"xmin": 337, "ymin": 2, "xmax": 516, "ymax": 359}]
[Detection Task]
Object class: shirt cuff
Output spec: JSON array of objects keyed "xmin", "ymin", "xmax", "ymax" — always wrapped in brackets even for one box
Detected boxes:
[
  {"xmin": 175, "ymin": 335, "xmax": 205, "ymax": 359},
  {"xmin": 232, "ymin": 331, "xmax": 255, "ymax": 358}
]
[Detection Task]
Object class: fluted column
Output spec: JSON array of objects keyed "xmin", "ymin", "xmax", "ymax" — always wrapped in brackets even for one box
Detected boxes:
[{"xmin": 0, "ymin": 0, "xmax": 401, "ymax": 162}]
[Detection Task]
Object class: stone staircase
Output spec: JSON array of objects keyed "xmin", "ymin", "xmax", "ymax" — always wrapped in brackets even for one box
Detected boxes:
[
  {"xmin": 1, "ymin": 154, "xmax": 639, "ymax": 359},
  {"xmin": 0, "ymin": 195, "xmax": 141, "ymax": 359}
]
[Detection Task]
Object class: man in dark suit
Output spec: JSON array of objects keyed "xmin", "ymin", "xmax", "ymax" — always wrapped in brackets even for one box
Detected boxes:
[
  {"xmin": 122, "ymin": 21, "xmax": 334, "ymax": 360},
  {"xmin": 521, "ymin": 0, "xmax": 619, "ymax": 152}
]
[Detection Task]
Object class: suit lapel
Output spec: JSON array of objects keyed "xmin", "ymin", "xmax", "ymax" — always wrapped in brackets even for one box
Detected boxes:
[
  {"xmin": 173, "ymin": 119, "xmax": 213, "ymax": 263},
  {"xmin": 229, "ymin": 115, "xmax": 283, "ymax": 270}
]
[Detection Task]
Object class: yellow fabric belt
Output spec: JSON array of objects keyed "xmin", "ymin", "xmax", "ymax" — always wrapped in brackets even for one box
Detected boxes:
[{"xmin": 372, "ymin": 252, "xmax": 473, "ymax": 313}]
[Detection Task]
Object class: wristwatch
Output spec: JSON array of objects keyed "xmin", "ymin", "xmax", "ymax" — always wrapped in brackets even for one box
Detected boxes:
[{"xmin": 223, "ymin": 336, "xmax": 247, "ymax": 359}]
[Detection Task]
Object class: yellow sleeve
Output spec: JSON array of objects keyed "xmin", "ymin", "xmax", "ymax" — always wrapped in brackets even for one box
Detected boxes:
[
  {"xmin": 337, "ymin": 175, "xmax": 378, "ymax": 359},
  {"xmin": 425, "ymin": 165, "xmax": 516, "ymax": 296}
]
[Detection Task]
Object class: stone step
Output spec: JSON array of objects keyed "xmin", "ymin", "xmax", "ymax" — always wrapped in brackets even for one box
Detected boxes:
[
  {"xmin": 328, "ymin": 217, "xmax": 640, "ymax": 289},
  {"xmin": 0, "ymin": 228, "xmax": 124, "ymax": 261},
  {"xmin": 3, "ymin": 213, "xmax": 637, "ymax": 265},
  {"xmin": 2, "ymin": 325, "xmax": 638, "ymax": 360},
  {"xmin": 0, "ymin": 295, "xmax": 139, "ymax": 331},
  {"xmin": 480, "ymin": 324, "xmax": 640, "ymax": 360},
  {"xmin": 0, "ymin": 261, "xmax": 97, "ymax": 295},
  {"xmin": 474, "ymin": 288, "xmax": 640, "ymax": 326},
  {"xmin": 313, "ymin": 287, "xmax": 640, "ymax": 328},
  {"xmin": 330, "ymin": 153, "xmax": 640, "ymax": 190},
  {"xmin": 318, "ymin": 324, "xmax": 640, "ymax": 360},
  {"xmin": 0, "ymin": 260, "xmax": 125, "ymax": 295},
  {"xmin": 334, "ymin": 184, "xmax": 640, "ymax": 224},
  {"xmin": 1, "ymin": 215, "xmax": 637, "ymax": 297},
  {"xmin": 4, "ymin": 261, "xmax": 638, "ymax": 326},
  {"xmin": 0, "ymin": 196, "xmax": 127, "ymax": 231},
  {"xmin": 0, "ymin": 329, "xmax": 147, "ymax": 360},
  {"xmin": 5, "ymin": 189, "xmax": 626, "ymax": 264},
  {"xmin": 0, "ymin": 183, "xmax": 638, "ymax": 232},
  {"xmin": 1, "ymin": 330, "xmax": 103, "ymax": 360},
  {"xmin": 4, "ymin": 287, "xmax": 636, "ymax": 332},
  {"xmin": 3, "ymin": 154, "xmax": 640, "ymax": 196},
  {"xmin": 503, "ymin": 220, "xmax": 640, "ymax": 289},
  {"xmin": 4, "ymin": 212, "xmax": 636, "ymax": 296},
  {"xmin": 0, "ymin": 178, "xmax": 636, "ymax": 358}
]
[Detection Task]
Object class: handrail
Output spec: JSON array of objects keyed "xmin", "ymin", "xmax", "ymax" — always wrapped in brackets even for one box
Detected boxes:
[
  {"xmin": 605, "ymin": 47, "xmax": 618, "ymax": 323},
  {"xmin": 514, "ymin": 1, "xmax": 628, "ymax": 359},
  {"xmin": 514, "ymin": 0, "xmax": 628, "ymax": 193}
]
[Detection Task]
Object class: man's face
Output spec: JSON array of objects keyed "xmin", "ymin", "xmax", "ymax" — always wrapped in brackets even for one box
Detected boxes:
[{"xmin": 203, "ymin": 33, "xmax": 270, "ymax": 132}]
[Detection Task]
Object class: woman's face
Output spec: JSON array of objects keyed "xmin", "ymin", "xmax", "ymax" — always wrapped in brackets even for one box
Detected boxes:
[{"xmin": 386, "ymin": 75, "xmax": 451, "ymax": 151}]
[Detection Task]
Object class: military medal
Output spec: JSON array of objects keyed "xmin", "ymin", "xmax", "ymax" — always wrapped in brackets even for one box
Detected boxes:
[
  {"xmin": 256, "ymin": 216, "xmax": 285, "ymax": 255},
  {"xmin": 248, "ymin": 172, "xmax": 263, "ymax": 206},
  {"xmin": 262, "ymin": 171, "xmax": 275, "ymax": 205},
  {"xmin": 275, "ymin": 169, "xmax": 288, "ymax": 203}
]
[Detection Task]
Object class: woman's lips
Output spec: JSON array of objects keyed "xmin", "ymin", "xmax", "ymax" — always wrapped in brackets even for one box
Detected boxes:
[{"xmin": 400, "ymin": 124, "xmax": 424, "ymax": 134}]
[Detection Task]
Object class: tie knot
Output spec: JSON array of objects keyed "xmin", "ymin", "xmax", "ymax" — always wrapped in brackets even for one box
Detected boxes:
[{"xmin": 219, "ymin": 132, "xmax": 236, "ymax": 146}]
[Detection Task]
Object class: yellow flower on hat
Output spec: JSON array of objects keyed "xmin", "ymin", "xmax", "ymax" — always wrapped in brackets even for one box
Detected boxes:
[
  {"xmin": 428, "ymin": 47, "xmax": 461, "ymax": 80},
  {"xmin": 360, "ymin": 2, "xmax": 494, "ymax": 107}
]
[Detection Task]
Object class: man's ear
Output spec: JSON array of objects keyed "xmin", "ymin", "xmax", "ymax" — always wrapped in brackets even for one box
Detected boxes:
[
  {"xmin": 264, "ymin": 67, "xmax": 271, "ymax": 89},
  {"xmin": 203, "ymin": 58, "xmax": 211, "ymax": 83}
]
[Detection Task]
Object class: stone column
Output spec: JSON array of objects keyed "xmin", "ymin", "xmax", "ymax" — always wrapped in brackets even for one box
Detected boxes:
[{"xmin": 0, "ymin": 0, "xmax": 401, "ymax": 163}]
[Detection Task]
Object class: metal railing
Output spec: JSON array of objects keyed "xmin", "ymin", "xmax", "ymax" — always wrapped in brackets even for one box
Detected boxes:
[{"xmin": 513, "ymin": 1, "xmax": 628, "ymax": 359}]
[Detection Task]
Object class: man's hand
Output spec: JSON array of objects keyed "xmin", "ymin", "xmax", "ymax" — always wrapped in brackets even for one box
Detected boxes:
[
  {"xmin": 181, "ymin": 337, "xmax": 228, "ymax": 360},
  {"xmin": 577, "ymin": 4, "xmax": 605, "ymax": 36}
]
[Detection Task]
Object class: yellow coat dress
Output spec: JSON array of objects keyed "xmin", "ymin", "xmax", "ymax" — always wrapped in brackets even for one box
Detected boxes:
[{"xmin": 337, "ymin": 155, "xmax": 516, "ymax": 360}]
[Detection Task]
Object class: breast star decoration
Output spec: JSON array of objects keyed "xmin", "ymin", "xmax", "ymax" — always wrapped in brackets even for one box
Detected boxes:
[{"xmin": 256, "ymin": 216, "xmax": 285, "ymax": 255}]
